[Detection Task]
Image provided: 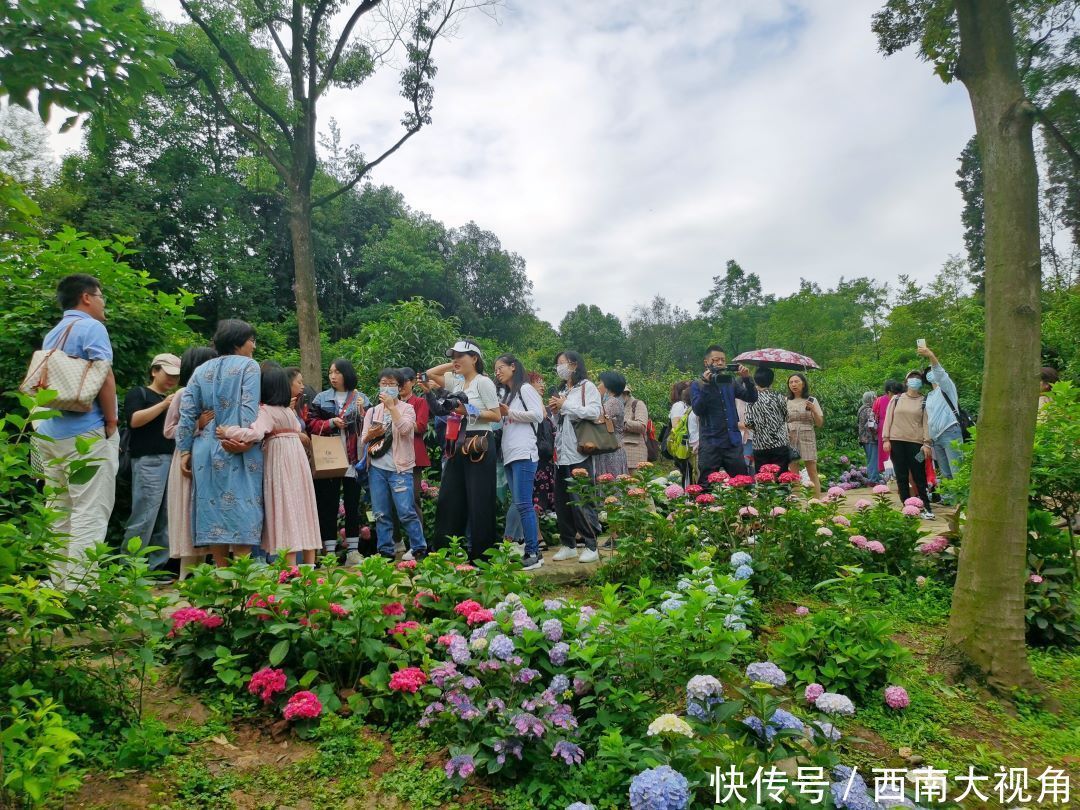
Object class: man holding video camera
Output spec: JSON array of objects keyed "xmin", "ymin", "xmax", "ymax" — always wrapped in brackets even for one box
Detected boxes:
[{"xmin": 690, "ymin": 345, "xmax": 758, "ymax": 483}]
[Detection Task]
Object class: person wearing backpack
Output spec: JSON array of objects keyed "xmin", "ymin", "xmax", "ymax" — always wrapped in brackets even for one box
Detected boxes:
[
  {"xmin": 918, "ymin": 345, "xmax": 966, "ymax": 481},
  {"xmin": 664, "ymin": 381, "xmax": 694, "ymax": 486},
  {"xmin": 494, "ymin": 355, "xmax": 546, "ymax": 571},
  {"xmin": 882, "ymin": 370, "xmax": 934, "ymax": 519}
]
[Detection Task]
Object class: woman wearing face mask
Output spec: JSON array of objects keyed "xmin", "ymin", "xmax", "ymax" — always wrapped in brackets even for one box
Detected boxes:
[
  {"xmin": 424, "ymin": 340, "xmax": 502, "ymax": 561},
  {"xmin": 494, "ymin": 354, "xmax": 545, "ymax": 571},
  {"xmin": 549, "ymin": 351, "xmax": 603, "ymax": 564},
  {"xmin": 361, "ymin": 368, "xmax": 428, "ymax": 562},
  {"xmin": 592, "ymin": 370, "xmax": 629, "ymax": 479},
  {"xmin": 882, "ymin": 371, "xmax": 934, "ymax": 519},
  {"xmin": 786, "ymin": 372, "xmax": 824, "ymax": 497},
  {"xmin": 307, "ymin": 358, "xmax": 369, "ymax": 563}
]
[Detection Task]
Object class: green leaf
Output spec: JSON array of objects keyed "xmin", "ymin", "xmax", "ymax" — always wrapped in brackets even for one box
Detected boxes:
[{"xmin": 269, "ymin": 639, "xmax": 290, "ymax": 666}]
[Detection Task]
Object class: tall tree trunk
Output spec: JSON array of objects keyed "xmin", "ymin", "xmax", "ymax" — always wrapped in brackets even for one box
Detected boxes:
[
  {"xmin": 288, "ymin": 186, "xmax": 323, "ymax": 387},
  {"xmin": 946, "ymin": 0, "xmax": 1041, "ymax": 690}
]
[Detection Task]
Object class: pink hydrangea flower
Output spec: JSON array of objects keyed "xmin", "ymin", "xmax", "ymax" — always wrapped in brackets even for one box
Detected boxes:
[
  {"xmin": 248, "ymin": 667, "xmax": 287, "ymax": 703},
  {"xmin": 201, "ymin": 614, "xmax": 223, "ymax": 630},
  {"xmin": 278, "ymin": 565, "xmax": 300, "ymax": 584},
  {"xmin": 329, "ymin": 603, "xmax": 349, "ymax": 617},
  {"xmin": 664, "ymin": 483, "xmax": 685, "ymax": 500},
  {"xmin": 854, "ymin": 498, "xmax": 873, "ymax": 510},
  {"xmin": 382, "ymin": 601, "xmax": 406, "ymax": 617},
  {"xmin": 884, "ymin": 686, "xmax": 910, "ymax": 710},
  {"xmin": 596, "ymin": 473, "xmax": 615, "ymax": 483},
  {"xmin": 283, "ymin": 690, "xmax": 322, "ymax": 720},
  {"xmin": 707, "ymin": 471, "xmax": 729, "ymax": 484},
  {"xmin": 832, "ymin": 515, "xmax": 851, "ymax": 527},
  {"xmin": 397, "ymin": 560, "xmax": 417, "ymax": 571},
  {"xmin": 685, "ymin": 484, "xmax": 704, "ymax": 496},
  {"xmin": 918, "ymin": 536, "xmax": 949, "ymax": 554},
  {"xmin": 168, "ymin": 607, "xmax": 213, "ymax": 637},
  {"xmin": 389, "ymin": 667, "xmax": 428, "ymax": 693},
  {"xmin": 816, "ymin": 527, "xmax": 833, "ymax": 537},
  {"xmin": 465, "ymin": 608, "xmax": 494, "ymax": 625},
  {"xmin": 1029, "ymin": 574, "xmax": 1044, "ymax": 584},
  {"xmin": 849, "ymin": 535, "xmax": 869, "ymax": 549},
  {"xmin": 571, "ymin": 468, "xmax": 590, "ymax": 478},
  {"xmin": 872, "ymin": 484, "xmax": 890, "ymax": 495},
  {"xmin": 390, "ymin": 621, "xmax": 421, "ymax": 636},
  {"xmin": 795, "ymin": 606, "xmax": 810, "ymax": 617},
  {"xmin": 778, "ymin": 472, "xmax": 800, "ymax": 484},
  {"xmin": 901, "ymin": 505, "xmax": 921, "ymax": 516},
  {"xmin": 866, "ymin": 540, "xmax": 886, "ymax": 554},
  {"xmin": 903, "ymin": 496, "xmax": 924, "ymax": 508},
  {"xmin": 805, "ymin": 683, "xmax": 825, "ymax": 704},
  {"xmin": 455, "ymin": 564, "xmax": 477, "ymax": 572},
  {"xmin": 695, "ymin": 493, "xmax": 716, "ymax": 505},
  {"xmin": 728, "ymin": 475, "xmax": 755, "ymax": 488},
  {"xmin": 827, "ymin": 486, "xmax": 846, "ymax": 498},
  {"xmin": 771, "ymin": 506, "xmax": 787, "ymax": 517},
  {"xmin": 739, "ymin": 506, "xmax": 759, "ymax": 518},
  {"xmin": 628, "ymin": 487, "xmax": 648, "ymax": 497}
]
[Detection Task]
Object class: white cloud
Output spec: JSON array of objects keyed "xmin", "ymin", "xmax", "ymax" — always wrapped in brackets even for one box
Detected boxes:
[{"xmin": 46, "ymin": 0, "xmax": 976, "ymax": 327}]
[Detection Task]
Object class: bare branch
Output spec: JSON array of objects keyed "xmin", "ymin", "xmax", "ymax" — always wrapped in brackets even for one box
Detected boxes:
[
  {"xmin": 177, "ymin": 0, "xmax": 295, "ymax": 141},
  {"xmin": 312, "ymin": 125, "xmax": 420, "ymax": 207}
]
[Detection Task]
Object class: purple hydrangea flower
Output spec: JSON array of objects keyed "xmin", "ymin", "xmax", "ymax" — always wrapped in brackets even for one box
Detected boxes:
[
  {"xmin": 549, "ymin": 642, "xmax": 570, "ymax": 666},
  {"xmin": 493, "ymin": 738, "xmax": 523, "ymax": 765},
  {"xmin": 816, "ymin": 692, "xmax": 856, "ymax": 717},
  {"xmin": 551, "ymin": 674, "xmax": 570, "ymax": 695},
  {"xmin": 552, "ymin": 740, "xmax": 585, "ymax": 765},
  {"xmin": 486, "ymin": 698, "xmax": 506, "ymax": 714},
  {"xmin": 547, "ymin": 703, "xmax": 578, "ymax": 730},
  {"xmin": 448, "ymin": 638, "xmax": 472, "ymax": 665},
  {"xmin": 430, "ymin": 662, "xmax": 459, "ymax": 688},
  {"xmin": 566, "ymin": 804, "xmax": 595, "ymax": 810},
  {"xmin": 542, "ymin": 618, "xmax": 564, "ymax": 642},
  {"xmin": 444, "ymin": 754, "xmax": 475, "ymax": 779},
  {"xmin": 510, "ymin": 712, "xmax": 545, "ymax": 738},
  {"xmin": 543, "ymin": 598, "xmax": 565, "ymax": 611},
  {"xmin": 745, "ymin": 662, "xmax": 787, "ymax": 687},
  {"xmin": 417, "ymin": 701, "xmax": 444, "ymax": 728},
  {"xmin": 514, "ymin": 667, "xmax": 541, "ymax": 685},
  {"xmin": 686, "ymin": 675, "xmax": 723, "ymax": 701},
  {"xmin": 573, "ymin": 677, "xmax": 591, "ymax": 696},
  {"xmin": 808, "ymin": 720, "xmax": 841, "ymax": 743},
  {"xmin": 489, "ymin": 633, "xmax": 515, "ymax": 660},
  {"xmin": 629, "ymin": 765, "xmax": 691, "ymax": 810},
  {"xmin": 512, "ymin": 609, "xmax": 538, "ymax": 636}
]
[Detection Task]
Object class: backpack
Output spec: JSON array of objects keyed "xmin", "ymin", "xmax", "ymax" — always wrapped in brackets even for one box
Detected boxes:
[
  {"xmin": 665, "ymin": 413, "xmax": 693, "ymax": 461},
  {"xmin": 510, "ymin": 390, "xmax": 554, "ymax": 464},
  {"xmin": 630, "ymin": 399, "xmax": 661, "ymax": 462}
]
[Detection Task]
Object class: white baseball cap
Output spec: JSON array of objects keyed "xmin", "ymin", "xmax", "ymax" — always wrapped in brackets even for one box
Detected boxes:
[
  {"xmin": 445, "ymin": 340, "xmax": 483, "ymax": 359},
  {"xmin": 151, "ymin": 353, "xmax": 182, "ymax": 375}
]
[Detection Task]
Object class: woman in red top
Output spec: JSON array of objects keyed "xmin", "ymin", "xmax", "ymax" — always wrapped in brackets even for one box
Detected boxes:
[
  {"xmin": 873, "ymin": 380, "xmax": 903, "ymax": 479},
  {"xmin": 400, "ymin": 368, "xmax": 431, "ymax": 513}
]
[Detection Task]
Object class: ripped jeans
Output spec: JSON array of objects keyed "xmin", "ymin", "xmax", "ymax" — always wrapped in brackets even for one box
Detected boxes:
[{"xmin": 368, "ymin": 465, "xmax": 427, "ymax": 556}]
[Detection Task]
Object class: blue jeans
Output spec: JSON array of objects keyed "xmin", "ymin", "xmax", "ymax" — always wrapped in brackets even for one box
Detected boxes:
[
  {"xmin": 505, "ymin": 459, "xmax": 539, "ymax": 558},
  {"xmin": 863, "ymin": 441, "xmax": 880, "ymax": 483},
  {"xmin": 124, "ymin": 453, "xmax": 171, "ymax": 570},
  {"xmin": 932, "ymin": 423, "xmax": 965, "ymax": 480},
  {"xmin": 369, "ymin": 465, "xmax": 426, "ymax": 556}
]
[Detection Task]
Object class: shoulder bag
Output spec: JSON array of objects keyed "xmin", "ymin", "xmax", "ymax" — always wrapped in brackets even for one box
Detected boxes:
[
  {"xmin": 572, "ymin": 385, "xmax": 618, "ymax": 456},
  {"xmin": 21, "ymin": 318, "xmax": 112, "ymax": 412}
]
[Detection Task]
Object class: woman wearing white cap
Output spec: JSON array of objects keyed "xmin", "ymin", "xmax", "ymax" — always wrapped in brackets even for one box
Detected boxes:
[
  {"xmin": 123, "ymin": 351, "xmax": 181, "ymax": 571},
  {"xmin": 424, "ymin": 340, "xmax": 502, "ymax": 561}
]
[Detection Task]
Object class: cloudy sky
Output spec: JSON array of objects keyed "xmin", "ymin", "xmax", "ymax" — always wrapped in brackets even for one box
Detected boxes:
[{"xmin": 50, "ymin": 0, "xmax": 977, "ymax": 326}]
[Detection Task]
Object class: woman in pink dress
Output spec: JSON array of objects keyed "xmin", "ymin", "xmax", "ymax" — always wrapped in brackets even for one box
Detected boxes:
[
  {"xmin": 873, "ymin": 380, "xmax": 903, "ymax": 480},
  {"xmin": 217, "ymin": 362, "xmax": 320, "ymax": 565},
  {"xmin": 164, "ymin": 347, "xmax": 218, "ymax": 580}
]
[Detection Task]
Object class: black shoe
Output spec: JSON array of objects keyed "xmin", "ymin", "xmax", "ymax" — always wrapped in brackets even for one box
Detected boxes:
[
  {"xmin": 412, "ymin": 549, "xmax": 428, "ymax": 562},
  {"xmin": 521, "ymin": 555, "xmax": 543, "ymax": 571}
]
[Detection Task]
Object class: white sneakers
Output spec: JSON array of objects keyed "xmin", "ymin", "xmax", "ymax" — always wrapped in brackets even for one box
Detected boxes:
[
  {"xmin": 401, "ymin": 550, "xmax": 415, "ymax": 562},
  {"xmin": 552, "ymin": 546, "xmax": 599, "ymax": 564}
]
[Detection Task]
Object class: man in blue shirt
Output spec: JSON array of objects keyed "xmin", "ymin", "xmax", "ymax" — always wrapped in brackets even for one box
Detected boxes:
[
  {"xmin": 918, "ymin": 344, "xmax": 964, "ymax": 480},
  {"xmin": 32, "ymin": 274, "xmax": 119, "ymax": 589},
  {"xmin": 690, "ymin": 345, "xmax": 757, "ymax": 483}
]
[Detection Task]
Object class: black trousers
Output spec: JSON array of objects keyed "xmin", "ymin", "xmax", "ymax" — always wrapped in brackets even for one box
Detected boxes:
[
  {"xmin": 698, "ymin": 442, "xmax": 748, "ymax": 484},
  {"xmin": 890, "ymin": 440, "xmax": 930, "ymax": 509},
  {"xmin": 433, "ymin": 432, "xmax": 497, "ymax": 562},
  {"xmin": 554, "ymin": 459, "xmax": 598, "ymax": 551},
  {"xmin": 754, "ymin": 445, "xmax": 790, "ymax": 470},
  {"xmin": 314, "ymin": 476, "xmax": 368, "ymax": 551}
]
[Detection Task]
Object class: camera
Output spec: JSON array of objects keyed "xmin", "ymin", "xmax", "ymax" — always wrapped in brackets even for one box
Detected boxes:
[{"xmin": 426, "ymin": 387, "xmax": 469, "ymax": 416}]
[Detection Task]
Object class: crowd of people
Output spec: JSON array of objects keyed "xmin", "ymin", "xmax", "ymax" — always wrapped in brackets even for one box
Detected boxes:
[{"xmin": 28, "ymin": 274, "xmax": 1022, "ymax": 590}]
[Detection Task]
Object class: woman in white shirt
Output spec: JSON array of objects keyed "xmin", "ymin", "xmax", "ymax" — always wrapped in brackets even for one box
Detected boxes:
[
  {"xmin": 494, "ymin": 354, "xmax": 545, "ymax": 571},
  {"xmin": 549, "ymin": 350, "xmax": 602, "ymax": 564},
  {"xmin": 424, "ymin": 340, "xmax": 502, "ymax": 561}
]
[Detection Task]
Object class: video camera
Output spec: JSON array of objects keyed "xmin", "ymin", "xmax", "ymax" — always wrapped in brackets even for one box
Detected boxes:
[{"xmin": 426, "ymin": 387, "xmax": 470, "ymax": 416}]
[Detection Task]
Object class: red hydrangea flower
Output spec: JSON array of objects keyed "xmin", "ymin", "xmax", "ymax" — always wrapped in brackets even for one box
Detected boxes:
[
  {"xmin": 707, "ymin": 471, "xmax": 729, "ymax": 484},
  {"xmin": 759, "ymin": 464, "xmax": 781, "ymax": 475},
  {"xmin": 328, "ymin": 603, "xmax": 349, "ymax": 618},
  {"xmin": 754, "ymin": 471, "xmax": 776, "ymax": 484},
  {"xmin": 396, "ymin": 560, "xmax": 418, "ymax": 571},
  {"xmin": 283, "ymin": 690, "xmax": 322, "ymax": 720},
  {"xmin": 168, "ymin": 607, "xmax": 211, "ymax": 637},
  {"xmin": 778, "ymin": 472, "xmax": 800, "ymax": 484},
  {"xmin": 390, "ymin": 621, "xmax": 421, "ymax": 636},
  {"xmin": 454, "ymin": 600, "xmax": 483, "ymax": 617},
  {"xmin": 466, "ymin": 608, "xmax": 494, "ymax": 625},
  {"xmin": 685, "ymin": 484, "xmax": 704, "ymax": 495},
  {"xmin": 695, "ymin": 493, "xmax": 716, "ymax": 505},
  {"xmin": 596, "ymin": 473, "xmax": 615, "ymax": 483},
  {"xmin": 389, "ymin": 667, "xmax": 428, "ymax": 693},
  {"xmin": 728, "ymin": 474, "xmax": 755, "ymax": 488},
  {"xmin": 201, "ymin": 614, "xmax": 223, "ymax": 630},
  {"xmin": 248, "ymin": 667, "xmax": 287, "ymax": 703},
  {"xmin": 278, "ymin": 565, "xmax": 300, "ymax": 584},
  {"xmin": 382, "ymin": 602, "xmax": 406, "ymax": 617},
  {"xmin": 413, "ymin": 591, "xmax": 440, "ymax": 608}
]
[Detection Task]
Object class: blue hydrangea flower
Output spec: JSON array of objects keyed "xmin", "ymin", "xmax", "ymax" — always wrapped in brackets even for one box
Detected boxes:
[
  {"xmin": 733, "ymin": 564, "xmax": 754, "ymax": 580},
  {"xmin": 549, "ymin": 642, "xmax": 569, "ymax": 666},
  {"xmin": 769, "ymin": 709, "xmax": 804, "ymax": 732},
  {"xmin": 676, "ymin": 578, "xmax": 693, "ymax": 591},
  {"xmin": 543, "ymin": 598, "xmax": 565, "ymax": 611},
  {"xmin": 686, "ymin": 675, "xmax": 723, "ymax": 700},
  {"xmin": 730, "ymin": 551, "xmax": 752, "ymax": 568},
  {"xmin": 489, "ymin": 633, "xmax": 515, "ymax": 661},
  {"xmin": 703, "ymin": 583, "xmax": 720, "ymax": 596},
  {"xmin": 565, "ymin": 804, "xmax": 595, "ymax": 810},
  {"xmin": 551, "ymin": 674, "xmax": 571, "ymax": 695},
  {"xmin": 659, "ymin": 597, "xmax": 685, "ymax": 614},
  {"xmin": 745, "ymin": 662, "xmax": 787, "ymax": 687},
  {"xmin": 816, "ymin": 692, "xmax": 856, "ymax": 716},
  {"xmin": 629, "ymin": 765, "xmax": 691, "ymax": 810},
  {"xmin": 808, "ymin": 721, "xmax": 842, "ymax": 743},
  {"xmin": 831, "ymin": 765, "xmax": 875, "ymax": 810},
  {"xmin": 552, "ymin": 740, "xmax": 585, "ymax": 765},
  {"xmin": 724, "ymin": 613, "xmax": 747, "ymax": 631}
]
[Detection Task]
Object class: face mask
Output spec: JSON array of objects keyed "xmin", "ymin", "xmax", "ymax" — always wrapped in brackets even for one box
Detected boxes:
[
  {"xmin": 380, "ymin": 386, "xmax": 399, "ymax": 399},
  {"xmin": 906, "ymin": 378, "xmax": 923, "ymax": 391},
  {"xmin": 556, "ymin": 363, "xmax": 571, "ymax": 380}
]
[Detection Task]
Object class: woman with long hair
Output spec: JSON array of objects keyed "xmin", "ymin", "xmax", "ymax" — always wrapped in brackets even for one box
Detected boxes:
[
  {"xmin": 882, "ymin": 370, "xmax": 934, "ymax": 519},
  {"xmin": 425, "ymin": 340, "xmax": 502, "ymax": 561},
  {"xmin": 494, "ymin": 354, "xmax": 545, "ymax": 571},
  {"xmin": 857, "ymin": 389, "xmax": 880, "ymax": 483},
  {"xmin": 307, "ymin": 358, "xmax": 368, "ymax": 562},
  {"xmin": 549, "ymin": 350, "xmax": 602, "ymax": 564},
  {"xmin": 176, "ymin": 320, "xmax": 263, "ymax": 567},
  {"xmin": 786, "ymin": 372, "xmax": 824, "ymax": 497},
  {"xmin": 873, "ymin": 380, "xmax": 903, "ymax": 480},
  {"xmin": 668, "ymin": 381, "xmax": 693, "ymax": 486},
  {"xmin": 164, "ymin": 345, "xmax": 217, "ymax": 579},
  {"xmin": 592, "ymin": 370, "xmax": 629, "ymax": 478}
]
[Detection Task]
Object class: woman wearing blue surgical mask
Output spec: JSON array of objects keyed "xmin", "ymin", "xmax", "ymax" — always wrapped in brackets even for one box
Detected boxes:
[{"xmin": 882, "ymin": 370, "xmax": 934, "ymax": 519}]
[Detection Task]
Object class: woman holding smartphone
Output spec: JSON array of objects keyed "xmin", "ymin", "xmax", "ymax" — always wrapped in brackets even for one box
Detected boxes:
[{"xmin": 882, "ymin": 370, "xmax": 934, "ymax": 519}]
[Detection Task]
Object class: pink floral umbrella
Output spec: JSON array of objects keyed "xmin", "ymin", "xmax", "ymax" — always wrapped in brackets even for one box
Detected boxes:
[{"xmin": 732, "ymin": 348, "xmax": 821, "ymax": 370}]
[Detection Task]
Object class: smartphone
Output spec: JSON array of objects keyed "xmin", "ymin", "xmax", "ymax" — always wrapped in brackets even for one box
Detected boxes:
[
  {"xmin": 916, "ymin": 338, "xmax": 926, "ymax": 349},
  {"xmin": 418, "ymin": 372, "xmax": 428, "ymax": 383},
  {"xmin": 725, "ymin": 363, "xmax": 740, "ymax": 373}
]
